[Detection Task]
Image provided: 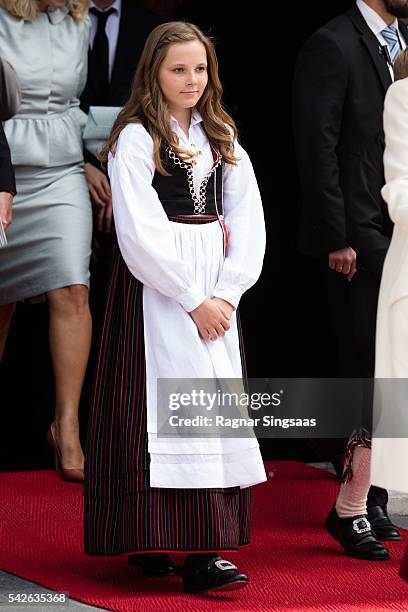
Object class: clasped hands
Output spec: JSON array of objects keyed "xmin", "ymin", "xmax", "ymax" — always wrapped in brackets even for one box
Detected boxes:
[{"xmin": 190, "ymin": 297, "xmax": 235, "ymax": 341}]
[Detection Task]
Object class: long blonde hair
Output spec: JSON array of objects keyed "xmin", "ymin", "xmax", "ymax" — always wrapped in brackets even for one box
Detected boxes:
[
  {"xmin": 0, "ymin": 0, "xmax": 88, "ymax": 22},
  {"xmin": 100, "ymin": 21, "xmax": 240, "ymax": 175}
]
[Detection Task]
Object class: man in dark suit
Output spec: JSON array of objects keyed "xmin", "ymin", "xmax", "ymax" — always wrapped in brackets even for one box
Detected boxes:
[
  {"xmin": 80, "ymin": 0, "xmax": 161, "ymax": 232},
  {"xmin": 293, "ymin": 0, "xmax": 408, "ymax": 556},
  {"xmin": 79, "ymin": 0, "xmax": 160, "ymax": 295},
  {"xmin": 80, "ymin": 1, "xmax": 171, "ymax": 577},
  {"xmin": 82, "ymin": 0, "xmax": 160, "ymax": 114},
  {"xmin": 79, "ymin": 0, "xmax": 160, "ymax": 311},
  {"xmin": 78, "ymin": 0, "xmax": 160, "ymax": 472}
]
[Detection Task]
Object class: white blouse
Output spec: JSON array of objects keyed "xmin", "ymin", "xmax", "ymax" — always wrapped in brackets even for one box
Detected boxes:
[{"xmin": 108, "ymin": 110, "xmax": 266, "ymax": 311}]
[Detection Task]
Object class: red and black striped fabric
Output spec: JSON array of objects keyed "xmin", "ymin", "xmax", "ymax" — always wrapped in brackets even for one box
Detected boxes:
[{"xmin": 83, "ymin": 242, "xmax": 252, "ymax": 555}]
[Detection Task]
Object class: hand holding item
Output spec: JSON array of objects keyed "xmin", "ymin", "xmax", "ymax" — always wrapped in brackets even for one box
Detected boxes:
[
  {"xmin": 84, "ymin": 162, "xmax": 113, "ymax": 233},
  {"xmin": 328, "ymin": 246, "xmax": 357, "ymax": 282},
  {"xmin": 0, "ymin": 191, "xmax": 12, "ymax": 247},
  {"xmin": 190, "ymin": 298, "xmax": 231, "ymax": 341},
  {"xmin": 0, "ymin": 191, "xmax": 12, "ymax": 230}
]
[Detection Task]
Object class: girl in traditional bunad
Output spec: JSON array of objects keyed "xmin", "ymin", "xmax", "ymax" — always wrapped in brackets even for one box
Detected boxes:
[{"xmin": 84, "ymin": 20, "xmax": 267, "ymax": 594}]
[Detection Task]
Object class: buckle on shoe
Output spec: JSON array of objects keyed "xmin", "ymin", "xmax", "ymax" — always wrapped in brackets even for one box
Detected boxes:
[
  {"xmin": 214, "ymin": 559, "xmax": 237, "ymax": 571},
  {"xmin": 352, "ymin": 517, "xmax": 371, "ymax": 534}
]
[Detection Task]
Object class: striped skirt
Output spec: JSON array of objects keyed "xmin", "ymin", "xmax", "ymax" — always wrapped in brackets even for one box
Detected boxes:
[{"xmin": 83, "ymin": 242, "xmax": 252, "ymax": 555}]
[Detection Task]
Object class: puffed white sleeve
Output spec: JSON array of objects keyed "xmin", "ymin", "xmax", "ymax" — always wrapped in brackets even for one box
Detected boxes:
[
  {"xmin": 212, "ymin": 140, "xmax": 266, "ymax": 308},
  {"xmin": 108, "ymin": 124, "xmax": 207, "ymax": 312},
  {"xmin": 382, "ymin": 79, "xmax": 408, "ymax": 228}
]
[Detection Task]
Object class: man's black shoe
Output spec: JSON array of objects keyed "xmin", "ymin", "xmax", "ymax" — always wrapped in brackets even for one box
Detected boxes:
[
  {"xmin": 325, "ymin": 506, "xmax": 389, "ymax": 560},
  {"xmin": 182, "ymin": 555, "xmax": 249, "ymax": 594},
  {"xmin": 368, "ymin": 505, "xmax": 402, "ymax": 541},
  {"xmin": 128, "ymin": 553, "xmax": 176, "ymax": 576}
]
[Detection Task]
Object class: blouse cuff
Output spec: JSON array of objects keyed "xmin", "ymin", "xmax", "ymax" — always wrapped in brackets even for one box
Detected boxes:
[
  {"xmin": 177, "ymin": 284, "xmax": 207, "ymax": 312},
  {"xmin": 212, "ymin": 288, "xmax": 239, "ymax": 310}
]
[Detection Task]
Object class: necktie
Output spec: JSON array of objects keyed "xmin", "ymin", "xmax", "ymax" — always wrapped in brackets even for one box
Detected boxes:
[
  {"xmin": 382, "ymin": 25, "xmax": 402, "ymax": 64},
  {"xmin": 89, "ymin": 7, "xmax": 116, "ymax": 102}
]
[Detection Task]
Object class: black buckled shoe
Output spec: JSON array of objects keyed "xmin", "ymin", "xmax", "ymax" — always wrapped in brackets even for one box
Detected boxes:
[
  {"xmin": 128, "ymin": 553, "xmax": 177, "ymax": 576},
  {"xmin": 325, "ymin": 506, "xmax": 389, "ymax": 561},
  {"xmin": 368, "ymin": 505, "xmax": 402, "ymax": 541},
  {"xmin": 182, "ymin": 555, "xmax": 249, "ymax": 594}
]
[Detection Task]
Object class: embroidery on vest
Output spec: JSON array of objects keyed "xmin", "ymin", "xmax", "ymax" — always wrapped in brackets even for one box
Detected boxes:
[{"xmin": 167, "ymin": 145, "xmax": 222, "ymax": 215}]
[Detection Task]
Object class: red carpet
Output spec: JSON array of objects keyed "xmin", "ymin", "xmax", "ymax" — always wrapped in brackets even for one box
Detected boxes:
[{"xmin": 1, "ymin": 461, "xmax": 408, "ymax": 611}]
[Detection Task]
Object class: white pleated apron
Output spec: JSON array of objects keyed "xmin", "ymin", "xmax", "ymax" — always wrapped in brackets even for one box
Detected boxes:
[{"xmin": 142, "ymin": 220, "xmax": 267, "ymax": 489}]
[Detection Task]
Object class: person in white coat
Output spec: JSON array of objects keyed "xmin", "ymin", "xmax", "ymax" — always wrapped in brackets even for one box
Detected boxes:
[
  {"xmin": 371, "ymin": 56, "xmax": 408, "ymax": 497},
  {"xmin": 369, "ymin": 51, "xmax": 408, "ymax": 580}
]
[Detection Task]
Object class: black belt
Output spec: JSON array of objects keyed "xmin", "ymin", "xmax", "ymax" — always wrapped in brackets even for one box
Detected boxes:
[{"xmin": 167, "ymin": 215, "xmax": 218, "ymax": 225}]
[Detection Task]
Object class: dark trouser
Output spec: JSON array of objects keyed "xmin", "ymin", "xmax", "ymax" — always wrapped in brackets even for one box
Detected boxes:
[{"xmin": 309, "ymin": 266, "xmax": 387, "ymax": 509}]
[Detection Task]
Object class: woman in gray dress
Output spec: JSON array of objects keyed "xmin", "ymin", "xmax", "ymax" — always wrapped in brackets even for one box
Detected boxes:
[{"xmin": 0, "ymin": 0, "xmax": 94, "ymax": 482}]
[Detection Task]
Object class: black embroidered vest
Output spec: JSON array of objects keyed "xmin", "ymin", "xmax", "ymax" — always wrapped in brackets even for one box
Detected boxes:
[{"xmin": 152, "ymin": 144, "xmax": 223, "ymax": 219}]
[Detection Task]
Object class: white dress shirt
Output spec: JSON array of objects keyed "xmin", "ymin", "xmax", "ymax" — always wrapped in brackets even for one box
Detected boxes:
[
  {"xmin": 108, "ymin": 108, "xmax": 266, "ymax": 311},
  {"xmin": 356, "ymin": 0, "xmax": 406, "ymax": 79},
  {"xmin": 89, "ymin": 0, "xmax": 122, "ymax": 81}
]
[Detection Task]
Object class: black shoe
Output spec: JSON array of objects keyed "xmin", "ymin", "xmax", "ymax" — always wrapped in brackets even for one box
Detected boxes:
[
  {"xmin": 128, "ymin": 553, "xmax": 176, "ymax": 576},
  {"xmin": 182, "ymin": 555, "xmax": 249, "ymax": 594},
  {"xmin": 368, "ymin": 505, "xmax": 402, "ymax": 541},
  {"xmin": 325, "ymin": 506, "xmax": 389, "ymax": 561}
]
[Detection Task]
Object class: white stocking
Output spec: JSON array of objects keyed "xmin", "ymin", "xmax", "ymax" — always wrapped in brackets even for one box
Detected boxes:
[{"xmin": 335, "ymin": 446, "xmax": 371, "ymax": 518}]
